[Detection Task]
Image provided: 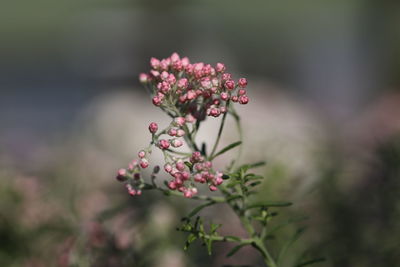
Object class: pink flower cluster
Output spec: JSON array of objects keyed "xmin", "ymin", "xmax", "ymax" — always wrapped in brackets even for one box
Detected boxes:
[
  {"xmin": 117, "ymin": 53, "xmax": 250, "ymax": 198},
  {"xmin": 139, "ymin": 52, "xmax": 249, "ymax": 120}
]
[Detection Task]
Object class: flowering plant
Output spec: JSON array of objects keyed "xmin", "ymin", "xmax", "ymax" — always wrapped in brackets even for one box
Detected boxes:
[{"xmin": 115, "ymin": 53, "xmax": 323, "ymax": 266}]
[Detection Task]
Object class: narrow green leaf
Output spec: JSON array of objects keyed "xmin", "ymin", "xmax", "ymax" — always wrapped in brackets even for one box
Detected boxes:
[
  {"xmin": 246, "ymin": 201, "xmax": 293, "ymax": 209},
  {"xmin": 184, "ymin": 233, "xmax": 197, "ymax": 250},
  {"xmin": 278, "ymin": 227, "xmax": 307, "ymax": 264},
  {"xmin": 201, "ymin": 142, "xmax": 207, "ymax": 156},
  {"xmin": 226, "ymin": 243, "xmax": 248, "ymax": 257},
  {"xmin": 210, "ymin": 141, "xmax": 242, "ymax": 160},
  {"xmin": 295, "ymin": 258, "xmax": 326, "ymax": 267},
  {"xmin": 226, "ymin": 195, "xmax": 243, "ymax": 201},
  {"xmin": 248, "ymin": 181, "xmax": 262, "ymax": 187},
  {"xmin": 206, "ymin": 239, "xmax": 213, "ymax": 255},
  {"xmin": 222, "ymin": 174, "xmax": 230, "ymax": 180},
  {"xmin": 210, "ymin": 223, "xmax": 221, "ymax": 233},
  {"xmin": 187, "ymin": 201, "xmax": 216, "ymax": 218}
]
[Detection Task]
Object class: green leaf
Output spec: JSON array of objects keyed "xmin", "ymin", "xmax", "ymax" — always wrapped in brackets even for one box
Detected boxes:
[
  {"xmin": 210, "ymin": 223, "xmax": 221, "ymax": 233},
  {"xmin": 246, "ymin": 201, "xmax": 293, "ymax": 209},
  {"xmin": 186, "ymin": 201, "xmax": 216, "ymax": 218},
  {"xmin": 226, "ymin": 244, "xmax": 248, "ymax": 257},
  {"xmin": 248, "ymin": 181, "xmax": 262, "ymax": 187},
  {"xmin": 222, "ymin": 174, "xmax": 230, "ymax": 180},
  {"xmin": 210, "ymin": 141, "xmax": 242, "ymax": 160},
  {"xmin": 295, "ymin": 258, "xmax": 326, "ymax": 267},
  {"xmin": 184, "ymin": 233, "xmax": 197, "ymax": 250},
  {"xmin": 206, "ymin": 239, "xmax": 213, "ymax": 255},
  {"xmin": 201, "ymin": 142, "xmax": 207, "ymax": 156},
  {"xmin": 278, "ymin": 227, "xmax": 307, "ymax": 264},
  {"xmin": 184, "ymin": 161, "xmax": 193, "ymax": 171}
]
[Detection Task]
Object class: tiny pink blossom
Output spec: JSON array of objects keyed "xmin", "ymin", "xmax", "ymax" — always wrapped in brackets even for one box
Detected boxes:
[
  {"xmin": 174, "ymin": 117, "xmax": 186, "ymax": 127},
  {"xmin": 170, "ymin": 52, "xmax": 180, "ymax": 62},
  {"xmin": 148, "ymin": 122, "xmax": 158, "ymax": 133},
  {"xmin": 150, "ymin": 57, "xmax": 160, "ymax": 69},
  {"xmin": 209, "ymin": 185, "xmax": 218, "ymax": 191},
  {"xmin": 238, "ymin": 89, "xmax": 247, "ymax": 96},
  {"xmin": 152, "ymin": 96, "xmax": 162, "ymax": 106},
  {"xmin": 164, "ymin": 163, "xmax": 173, "ymax": 173},
  {"xmin": 239, "ymin": 95, "xmax": 249, "ymax": 104},
  {"xmin": 158, "ymin": 139, "xmax": 170, "ymax": 150},
  {"xmin": 175, "ymin": 160, "xmax": 185, "ymax": 171},
  {"xmin": 177, "ymin": 78, "xmax": 188, "ymax": 89},
  {"xmin": 138, "ymin": 150, "xmax": 146, "ymax": 158},
  {"xmin": 215, "ymin": 63, "xmax": 226, "ymax": 73},
  {"xmin": 139, "ymin": 158, "xmax": 149, "ymax": 168},
  {"xmin": 220, "ymin": 91, "xmax": 229, "ymax": 101},
  {"xmin": 168, "ymin": 181, "xmax": 177, "ymax": 190},
  {"xmin": 224, "ymin": 80, "xmax": 235, "ymax": 90},
  {"xmin": 238, "ymin": 78, "xmax": 247, "ymax": 88},
  {"xmin": 168, "ymin": 128, "xmax": 177, "ymax": 136},
  {"xmin": 171, "ymin": 139, "xmax": 183, "ymax": 148},
  {"xmin": 222, "ymin": 73, "xmax": 232, "ymax": 81},
  {"xmin": 231, "ymin": 95, "xmax": 239, "ymax": 102},
  {"xmin": 185, "ymin": 114, "xmax": 196, "ymax": 123},
  {"xmin": 176, "ymin": 129, "xmax": 185, "ymax": 137},
  {"xmin": 139, "ymin": 73, "xmax": 149, "ymax": 83}
]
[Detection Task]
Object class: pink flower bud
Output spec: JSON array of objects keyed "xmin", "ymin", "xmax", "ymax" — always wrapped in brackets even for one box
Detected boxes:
[
  {"xmin": 170, "ymin": 52, "xmax": 180, "ymax": 62},
  {"xmin": 168, "ymin": 128, "xmax": 177, "ymax": 136},
  {"xmin": 171, "ymin": 139, "xmax": 183, "ymax": 148},
  {"xmin": 209, "ymin": 185, "xmax": 218, "ymax": 191},
  {"xmin": 160, "ymin": 71, "xmax": 169, "ymax": 80},
  {"xmin": 186, "ymin": 90, "xmax": 196, "ymax": 100},
  {"xmin": 181, "ymin": 57, "xmax": 190, "ymax": 67},
  {"xmin": 220, "ymin": 92, "xmax": 230, "ymax": 101},
  {"xmin": 138, "ymin": 150, "xmax": 146, "ymax": 158},
  {"xmin": 150, "ymin": 70, "xmax": 160, "ymax": 77},
  {"xmin": 222, "ymin": 73, "xmax": 232, "ymax": 81},
  {"xmin": 116, "ymin": 168, "xmax": 127, "ymax": 182},
  {"xmin": 167, "ymin": 73, "xmax": 176, "ymax": 84},
  {"xmin": 220, "ymin": 106, "xmax": 227, "ymax": 113},
  {"xmin": 239, "ymin": 95, "xmax": 249, "ymax": 104},
  {"xmin": 148, "ymin": 122, "xmax": 158, "ymax": 133},
  {"xmin": 215, "ymin": 63, "xmax": 226, "ymax": 73},
  {"xmin": 152, "ymin": 96, "xmax": 162, "ymax": 106},
  {"xmin": 238, "ymin": 89, "xmax": 246, "ymax": 96},
  {"xmin": 118, "ymin": 168, "xmax": 126, "ymax": 176},
  {"xmin": 181, "ymin": 171, "xmax": 190, "ymax": 180},
  {"xmin": 168, "ymin": 181, "xmax": 177, "ymax": 190},
  {"xmin": 139, "ymin": 158, "xmax": 149, "ymax": 168},
  {"xmin": 150, "ymin": 57, "xmax": 160, "ymax": 69},
  {"xmin": 185, "ymin": 114, "xmax": 196, "ymax": 123},
  {"xmin": 158, "ymin": 139, "xmax": 170, "ymax": 150},
  {"xmin": 177, "ymin": 78, "xmax": 188, "ymax": 89},
  {"xmin": 184, "ymin": 190, "xmax": 193, "ymax": 198},
  {"xmin": 174, "ymin": 117, "xmax": 186, "ymax": 127},
  {"xmin": 139, "ymin": 73, "xmax": 149, "ymax": 83},
  {"xmin": 164, "ymin": 163, "xmax": 173, "ymax": 173},
  {"xmin": 224, "ymin": 80, "xmax": 235, "ymax": 90},
  {"xmin": 176, "ymin": 129, "xmax": 185, "ymax": 137},
  {"xmin": 175, "ymin": 161, "xmax": 185, "ymax": 171},
  {"xmin": 238, "ymin": 78, "xmax": 247, "ymax": 88},
  {"xmin": 231, "ymin": 96, "xmax": 239, "ymax": 102}
]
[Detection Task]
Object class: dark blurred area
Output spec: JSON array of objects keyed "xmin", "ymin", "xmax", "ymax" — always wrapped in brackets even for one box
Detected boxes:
[{"xmin": 1, "ymin": 0, "xmax": 400, "ymax": 266}]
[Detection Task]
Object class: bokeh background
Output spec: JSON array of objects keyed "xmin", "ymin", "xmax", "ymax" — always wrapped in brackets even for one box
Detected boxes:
[{"xmin": 2, "ymin": 0, "xmax": 400, "ymax": 266}]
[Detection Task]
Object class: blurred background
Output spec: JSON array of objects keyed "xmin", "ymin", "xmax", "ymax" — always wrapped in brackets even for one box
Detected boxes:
[{"xmin": 1, "ymin": 0, "xmax": 400, "ymax": 266}]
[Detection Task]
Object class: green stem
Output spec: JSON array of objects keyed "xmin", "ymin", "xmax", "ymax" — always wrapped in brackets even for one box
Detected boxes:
[{"xmin": 209, "ymin": 104, "xmax": 229, "ymax": 159}]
